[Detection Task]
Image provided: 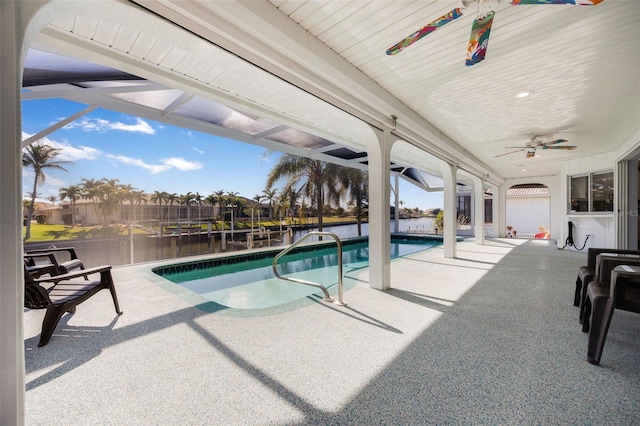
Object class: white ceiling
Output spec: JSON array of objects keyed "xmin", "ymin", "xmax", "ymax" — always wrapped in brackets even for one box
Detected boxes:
[
  {"xmin": 265, "ymin": 0, "xmax": 640, "ymax": 178},
  {"xmin": 28, "ymin": 0, "xmax": 639, "ymax": 185}
]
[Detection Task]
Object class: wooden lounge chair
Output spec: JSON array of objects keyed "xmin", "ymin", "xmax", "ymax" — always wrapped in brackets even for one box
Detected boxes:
[
  {"xmin": 24, "ymin": 247, "xmax": 85, "ymax": 277},
  {"xmin": 584, "ymin": 265, "xmax": 640, "ymax": 365},
  {"xmin": 574, "ymin": 248, "xmax": 640, "ymax": 307},
  {"xmin": 24, "ymin": 263, "xmax": 122, "ymax": 347}
]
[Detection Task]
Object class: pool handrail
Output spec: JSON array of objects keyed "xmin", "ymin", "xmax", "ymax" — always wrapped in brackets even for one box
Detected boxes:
[{"xmin": 272, "ymin": 231, "xmax": 346, "ymax": 306}]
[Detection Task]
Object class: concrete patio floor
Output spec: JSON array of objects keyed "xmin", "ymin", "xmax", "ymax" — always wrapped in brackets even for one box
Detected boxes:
[{"xmin": 24, "ymin": 238, "xmax": 640, "ymax": 425}]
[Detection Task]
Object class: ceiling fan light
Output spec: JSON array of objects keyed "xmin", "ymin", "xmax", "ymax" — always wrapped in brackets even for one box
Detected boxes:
[{"xmin": 516, "ymin": 90, "xmax": 534, "ymax": 98}]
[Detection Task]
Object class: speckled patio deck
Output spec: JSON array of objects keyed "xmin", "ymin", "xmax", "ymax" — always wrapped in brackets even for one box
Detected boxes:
[{"xmin": 24, "ymin": 238, "xmax": 640, "ymax": 425}]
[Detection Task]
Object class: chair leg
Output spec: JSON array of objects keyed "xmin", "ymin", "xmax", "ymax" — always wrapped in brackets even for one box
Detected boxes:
[
  {"xmin": 101, "ymin": 270, "xmax": 122, "ymax": 315},
  {"xmin": 579, "ymin": 276, "xmax": 594, "ymax": 324},
  {"xmin": 574, "ymin": 277, "xmax": 582, "ymax": 306},
  {"xmin": 582, "ymin": 296, "xmax": 592, "ymax": 333},
  {"xmin": 587, "ymin": 297, "xmax": 615, "ymax": 365},
  {"xmin": 39, "ymin": 306, "xmax": 69, "ymax": 347}
]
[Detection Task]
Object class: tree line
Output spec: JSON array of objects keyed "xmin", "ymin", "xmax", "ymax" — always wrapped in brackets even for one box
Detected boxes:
[{"xmin": 22, "ymin": 143, "xmax": 370, "ymax": 239}]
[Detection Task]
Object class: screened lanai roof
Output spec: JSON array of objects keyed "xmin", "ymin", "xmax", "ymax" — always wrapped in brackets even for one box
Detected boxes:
[{"xmin": 22, "ymin": 48, "xmax": 447, "ymax": 192}]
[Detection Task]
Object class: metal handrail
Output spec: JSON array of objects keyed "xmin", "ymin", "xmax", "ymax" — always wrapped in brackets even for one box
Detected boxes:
[{"xmin": 272, "ymin": 231, "xmax": 346, "ymax": 306}]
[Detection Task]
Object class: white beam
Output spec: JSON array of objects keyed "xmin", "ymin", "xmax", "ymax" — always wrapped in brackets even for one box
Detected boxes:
[{"xmin": 21, "ymin": 104, "xmax": 97, "ymax": 148}]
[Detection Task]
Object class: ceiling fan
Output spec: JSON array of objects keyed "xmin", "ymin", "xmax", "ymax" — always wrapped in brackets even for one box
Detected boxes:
[
  {"xmin": 495, "ymin": 136, "xmax": 577, "ymax": 159},
  {"xmin": 386, "ymin": 0, "xmax": 604, "ymax": 66}
]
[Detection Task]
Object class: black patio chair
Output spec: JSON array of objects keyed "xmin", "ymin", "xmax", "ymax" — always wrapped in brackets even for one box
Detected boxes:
[
  {"xmin": 24, "ymin": 263, "xmax": 122, "ymax": 347},
  {"xmin": 574, "ymin": 248, "xmax": 640, "ymax": 306},
  {"xmin": 24, "ymin": 247, "xmax": 85, "ymax": 277}
]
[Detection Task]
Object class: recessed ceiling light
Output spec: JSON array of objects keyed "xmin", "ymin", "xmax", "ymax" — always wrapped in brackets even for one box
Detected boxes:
[
  {"xmin": 521, "ymin": 168, "xmax": 527, "ymax": 172},
  {"xmin": 516, "ymin": 90, "xmax": 534, "ymax": 98}
]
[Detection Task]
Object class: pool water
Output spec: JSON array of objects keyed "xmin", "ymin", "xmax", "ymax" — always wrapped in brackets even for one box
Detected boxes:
[{"xmin": 157, "ymin": 238, "xmax": 439, "ymax": 310}]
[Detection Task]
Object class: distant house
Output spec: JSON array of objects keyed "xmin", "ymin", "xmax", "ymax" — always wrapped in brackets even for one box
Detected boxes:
[
  {"xmin": 38, "ymin": 194, "xmax": 268, "ymax": 226},
  {"xmin": 22, "ymin": 201, "xmax": 54, "ymax": 224}
]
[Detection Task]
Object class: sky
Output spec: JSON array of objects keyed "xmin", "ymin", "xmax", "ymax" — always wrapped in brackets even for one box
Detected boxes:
[{"xmin": 22, "ymin": 98, "xmax": 443, "ymax": 211}]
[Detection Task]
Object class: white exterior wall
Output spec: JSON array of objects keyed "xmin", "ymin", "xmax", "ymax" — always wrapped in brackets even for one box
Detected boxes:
[
  {"xmin": 505, "ymin": 197, "xmax": 550, "ymax": 236},
  {"xmin": 499, "ymin": 176, "xmax": 562, "ymax": 239},
  {"xmin": 561, "ymin": 151, "xmax": 620, "ymax": 250}
]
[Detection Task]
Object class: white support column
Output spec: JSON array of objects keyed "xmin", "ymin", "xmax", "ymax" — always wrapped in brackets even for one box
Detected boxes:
[
  {"xmin": 393, "ymin": 174, "xmax": 400, "ymax": 233},
  {"xmin": 440, "ymin": 162, "xmax": 458, "ymax": 258},
  {"xmin": 368, "ymin": 127, "xmax": 392, "ymax": 290},
  {"xmin": 472, "ymin": 175, "xmax": 485, "ymax": 245},
  {"xmin": 1, "ymin": 1, "xmax": 27, "ymax": 423},
  {"xmin": 498, "ymin": 184, "xmax": 507, "ymax": 238},
  {"xmin": 488, "ymin": 183, "xmax": 500, "ymax": 238}
]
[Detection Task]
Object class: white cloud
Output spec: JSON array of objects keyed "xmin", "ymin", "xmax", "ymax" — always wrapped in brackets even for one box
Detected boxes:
[
  {"xmin": 64, "ymin": 117, "xmax": 155, "ymax": 134},
  {"xmin": 160, "ymin": 157, "xmax": 204, "ymax": 171},
  {"xmin": 106, "ymin": 154, "xmax": 203, "ymax": 174},
  {"xmin": 106, "ymin": 155, "xmax": 170, "ymax": 174},
  {"xmin": 192, "ymin": 147, "xmax": 205, "ymax": 154},
  {"xmin": 21, "ymin": 132, "xmax": 102, "ymax": 162},
  {"xmin": 44, "ymin": 175, "xmax": 66, "ymax": 186}
]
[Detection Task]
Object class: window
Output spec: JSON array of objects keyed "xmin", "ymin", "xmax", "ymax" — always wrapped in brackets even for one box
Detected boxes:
[
  {"xmin": 456, "ymin": 195, "xmax": 471, "ymax": 220},
  {"xmin": 569, "ymin": 171, "xmax": 614, "ymax": 213},
  {"xmin": 591, "ymin": 171, "xmax": 614, "ymax": 212},
  {"xmin": 570, "ymin": 175, "xmax": 588, "ymax": 212}
]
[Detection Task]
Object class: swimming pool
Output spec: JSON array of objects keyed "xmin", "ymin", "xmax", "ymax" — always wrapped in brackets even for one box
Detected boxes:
[{"xmin": 153, "ymin": 235, "xmax": 441, "ymax": 311}]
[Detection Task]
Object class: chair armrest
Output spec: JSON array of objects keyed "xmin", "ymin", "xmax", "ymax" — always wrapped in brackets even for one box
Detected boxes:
[
  {"xmin": 25, "ymin": 247, "xmax": 79, "ymax": 260},
  {"xmin": 24, "ymin": 252, "xmax": 58, "ymax": 264},
  {"xmin": 590, "ymin": 249, "xmax": 640, "ymax": 270},
  {"xmin": 597, "ymin": 257, "xmax": 640, "ymax": 283},
  {"xmin": 34, "ymin": 265, "xmax": 112, "ymax": 284},
  {"xmin": 610, "ymin": 266, "xmax": 640, "ymax": 289}
]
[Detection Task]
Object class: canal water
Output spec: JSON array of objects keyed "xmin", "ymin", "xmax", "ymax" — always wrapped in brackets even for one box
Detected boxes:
[{"xmin": 26, "ymin": 217, "xmax": 435, "ymax": 269}]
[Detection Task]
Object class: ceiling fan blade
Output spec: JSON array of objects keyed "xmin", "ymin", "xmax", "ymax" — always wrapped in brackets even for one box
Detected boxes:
[
  {"xmin": 541, "ymin": 138, "xmax": 569, "ymax": 146},
  {"xmin": 504, "ymin": 146, "xmax": 529, "ymax": 149},
  {"xmin": 541, "ymin": 145, "xmax": 577, "ymax": 150},
  {"xmin": 511, "ymin": 0, "xmax": 604, "ymax": 5},
  {"xmin": 495, "ymin": 149, "xmax": 523, "ymax": 158},
  {"xmin": 386, "ymin": 8, "xmax": 465, "ymax": 56},
  {"xmin": 465, "ymin": 11, "xmax": 495, "ymax": 66}
]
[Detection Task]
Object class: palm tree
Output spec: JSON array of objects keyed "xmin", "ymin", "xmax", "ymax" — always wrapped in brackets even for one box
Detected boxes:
[
  {"xmin": 213, "ymin": 189, "xmax": 225, "ymax": 222},
  {"xmin": 194, "ymin": 192, "xmax": 204, "ymax": 223},
  {"xmin": 247, "ymin": 195, "xmax": 262, "ymax": 230},
  {"xmin": 131, "ymin": 190, "xmax": 147, "ymax": 223},
  {"xmin": 224, "ymin": 191, "xmax": 242, "ymax": 225},
  {"xmin": 337, "ymin": 167, "xmax": 368, "ymax": 236},
  {"xmin": 118, "ymin": 183, "xmax": 135, "ymax": 223},
  {"xmin": 166, "ymin": 193, "xmax": 178, "ymax": 222},
  {"xmin": 151, "ymin": 190, "xmax": 166, "ymax": 223},
  {"xmin": 205, "ymin": 194, "xmax": 217, "ymax": 223},
  {"xmin": 22, "ymin": 143, "xmax": 71, "ymax": 239},
  {"xmin": 266, "ymin": 154, "xmax": 341, "ymax": 232},
  {"xmin": 46, "ymin": 195, "xmax": 58, "ymax": 205},
  {"xmin": 261, "ymin": 185, "xmax": 278, "ymax": 220},
  {"xmin": 179, "ymin": 192, "xmax": 196, "ymax": 222},
  {"xmin": 59, "ymin": 184, "xmax": 83, "ymax": 227}
]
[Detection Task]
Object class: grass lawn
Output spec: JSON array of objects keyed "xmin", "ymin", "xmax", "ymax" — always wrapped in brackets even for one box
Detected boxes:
[
  {"xmin": 23, "ymin": 224, "xmax": 147, "ymax": 242},
  {"xmin": 23, "ymin": 216, "xmax": 364, "ymax": 242}
]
